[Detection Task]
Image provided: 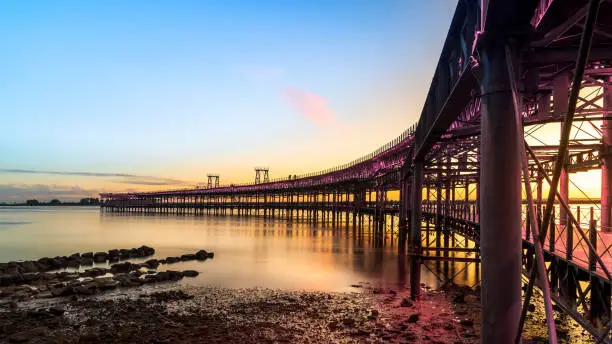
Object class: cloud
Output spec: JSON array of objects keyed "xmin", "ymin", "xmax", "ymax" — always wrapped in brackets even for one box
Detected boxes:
[
  {"xmin": 114, "ymin": 179, "xmax": 183, "ymax": 186},
  {"xmin": 284, "ymin": 87, "xmax": 336, "ymax": 127},
  {"xmin": 0, "ymin": 184, "xmax": 100, "ymax": 203},
  {"xmin": 0, "ymin": 169, "xmax": 188, "ymax": 186}
]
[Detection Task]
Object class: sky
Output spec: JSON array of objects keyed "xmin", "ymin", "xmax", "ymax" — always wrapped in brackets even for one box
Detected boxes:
[
  {"xmin": 0, "ymin": 0, "xmax": 461, "ymax": 202},
  {"xmin": 0, "ymin": 1, "xmax": 603, "ymax": 204}
]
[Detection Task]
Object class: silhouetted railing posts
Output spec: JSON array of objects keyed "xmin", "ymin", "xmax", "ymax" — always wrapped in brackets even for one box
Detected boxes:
[
  {"xmin": 549, "ymin": 207, "xmax": 556, "ymax": 252},
  {"xmin": 566, "ymin": 210, "xmax": 574, "ymax": 260},
  {"xmin": 589, "ymin": 207, "xmax": 597, "ymax": 271},
  {"xmin": 526, "ymin": 205, "xmax": 531, "ymax": 241}
]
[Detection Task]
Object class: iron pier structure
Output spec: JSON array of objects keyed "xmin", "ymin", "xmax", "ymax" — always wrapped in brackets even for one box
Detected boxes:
[{"xmin": 101, "ymin": 0, "xmax": 612, "ymax": 342}]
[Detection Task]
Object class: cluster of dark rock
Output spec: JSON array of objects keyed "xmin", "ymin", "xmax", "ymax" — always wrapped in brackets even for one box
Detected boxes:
[
  {"xmin": 0, "ymin": 247, "xmax": 215, "ymax": 301},
  {"xmin": 47, "ymin": 269, "xmax": 200, "ymax": 297},
  {"xmin": 0, "ymin": 245, "xmax": 155, "ymax": 277}
]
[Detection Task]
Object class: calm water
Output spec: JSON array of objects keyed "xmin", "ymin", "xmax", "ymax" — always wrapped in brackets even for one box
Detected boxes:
[{"xmin": 0, "ymin": 206, "xmax": 478, "ymax": 292}]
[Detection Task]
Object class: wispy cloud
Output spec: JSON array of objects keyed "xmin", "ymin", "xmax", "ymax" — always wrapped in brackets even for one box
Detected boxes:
[
  {"xmin": 284, "ymin": 87, "xmax": 336, "ymax": 128},
  {"xmin": 0, "ymin": 169, "xmax": 189, "ymax": 186},
  {"xmin": 0, "ymin": 184, "xmax": 100, "ymax": 202}
]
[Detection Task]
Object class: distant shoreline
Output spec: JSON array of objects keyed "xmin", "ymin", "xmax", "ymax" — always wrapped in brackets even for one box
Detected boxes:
[{"xmin": 0, "ymin": 204, "xmax": 100, "ymax": 207}]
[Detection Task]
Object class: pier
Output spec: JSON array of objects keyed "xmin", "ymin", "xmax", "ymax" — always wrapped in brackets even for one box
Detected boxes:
[{"xmin": 101, "ymin": 0, "xmax": 612, "ymax": 342}]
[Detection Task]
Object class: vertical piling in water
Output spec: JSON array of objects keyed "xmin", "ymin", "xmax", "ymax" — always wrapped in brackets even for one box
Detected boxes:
[
  {"xmin": 399, "ymin": 177, "xmax": 408, "ymax": 250},
  {"xmin": 549, "ymin": 207, "xmax": 556, "ymax": 253},
  {"xmin": 554, "ymin": 73, "xmax": 571, "ymax": 226},
  {"xmin": 479, "ymin": 39, "xmax": 522, "ymax": 343},
  {"xmin": 589, "ymin": 207, "xmax": 597, "ymax": 271},
  {"xmin": 566, "ymin": 208, "xmax": 574, "ymax": 260},
  {"xmin": 602, "ymin": 76, "xmax": 612, "ymax": 233},
  {"xmin": 409, "ymin": 162, "xmax": 423, "ymax": 300}
]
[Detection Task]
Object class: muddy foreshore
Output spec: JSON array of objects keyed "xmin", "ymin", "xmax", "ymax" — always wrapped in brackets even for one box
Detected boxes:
[
  {"xmin": 1, "ymin": 283, "xmax": 595, "ymax": 344},
  {"xmin": 0, "ymin": 247, "xmax": 595, "ymax": 344}
]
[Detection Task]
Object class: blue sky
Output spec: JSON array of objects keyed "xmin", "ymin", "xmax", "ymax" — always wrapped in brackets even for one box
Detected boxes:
[{"xmin": 0, "ymin": 0, "xmax": 457, "ymax": 202}]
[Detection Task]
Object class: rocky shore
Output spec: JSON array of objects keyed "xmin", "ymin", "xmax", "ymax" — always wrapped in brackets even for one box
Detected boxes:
[
  {"xmin": 0, "ymin": 248, "xmax": 594, "ymax": 343},
  {"xmin": 0, "ymin": 246, "xmax": 213, "ymax": 302}
]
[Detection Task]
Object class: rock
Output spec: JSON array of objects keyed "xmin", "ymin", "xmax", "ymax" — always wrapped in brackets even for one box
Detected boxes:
[
  {"xmin": 95, "ymin": 277, "xmax": 119, "ymax": 290},
  {"xmin": 459, "ymin": 318, "xmax": 474, "ymax": 327},
  {"xmin": 108, "ymin": 249, "xmax": 119, "ymax": 257},
  {"xmin": 168, "ymin": 270, "xmax": 184, "ymax": 280},
  {"xmin": 8, "ymin": 327, "xmax": 48, "ymax": 343},
  {"xmin": 27, "ymin": 309, "xmax": 50, "ymax": 318},
  {"xmin": 119, "ymin": 249, "xmax": 131, "ymax": 259},
  {"xmin": 22, "ymin": 273, "xmax": 40, "ymax": 282},
  {"xmin": 195, "ymin": 250, "xmax": 208, "ymax": 260},
  {"xmin": 153, "ymin": 271, "xmax": 170, "ymax": 282},
  {"xmin": 342, "ymin": 317, "xmax": 355, "ymax": 327},
  {"xmin": 182, "ymin": 270, "xmax": 199, "ymax": 277},
  {"xmin": 407, "ymin": 313, "xmax": 419, "ymax": 323},
  {"xmin": 81, "ymin": 268, "xmax": 107, "ymax": 277},
  {"xmin": 108, "ymin": 255, "xmax": 120, "ymax": 263},
  {"xmin": 528, "ymin": 303, "xmax": 536, "ymax": 312},
  {"xmin": 49, "ymin": 305, "xmax": 65, "ymax": 315},
  {"xmin": 370, "ymin": 309, "xmax": 379, "ymax": 317},
  {"xmin": 207, "ymin": 252, "xmax": 214, "ymax": 259},
  {"xmin": 56, "ymin": 256, "xmax": 70, "ymax": 268},
  {"xmin": 327, "ymin": 320, "xmax": 338, "ymax": 330},
  {"xmin": 356, "ymin": 328, "xmax": 370, "ymax": 336},
  {"xmin": 128, "ymin": 270, "xmax": 143, "ymax": 278},
  {"xmin": 15, "ymin": 284, "xmax": 38, "ymax": 294},
  {"xmin": 180, "ymin": 254, "xmax": 196, "ymax": 261},
  {"xmin": 81, "ymin": 252, "xmax": 93, "ymax": 259},
  {"xmin": 114, "ymin": 274, "xmax": 141, "ymax": 287},
  {"xmin": 158, "ymin": 259, "xmax": 167, "ymax": 264},
  {"xmin": 145, "ymin": 259, "xmax": 159, "ymax": 269},
  {"xmin": 79, "ymin": 256, "xmax": 94, "ymax": 266},
  {"xmin": 93, "ymin": 252, "xmax": 108, "ymax": 263},
  {"xmin": 73, "ymin": 284, "xmax": 96, "ymax": 295},
  {"xmin": 165, "ymin": 257, "xmax": 180, "ymax": 264},
  {"xmin": 110, "ymin": 262, "xmax": 134, "ymax": 274},
  {"xmin": 0, "ymin": 273, "xmax": 18, "ymax": 286},
  {"xmin": 78, "ymin": 333, "xmax": 100, "ymax": 342},
  {"xmin": 453, "ymin": 293, "xmax": 465, "ymax": 304},
  {"xmin": 38, "ymin": 257, "xmax": 62, "ymax": 271},
  {"xmin": 138, "ymin": 245, "xmax": 155, "ymax": 257},
  {"xmin": 400, "ymin": 298, "xmax": 413, "ymax": 307},
  {"xmin": 50, "ymin": 284, "xmax": 72, "ymax": 297},
  {"xmin": 66, "ymin": 259, "xmax": 80, "ymax": 268},
  {"xmin": 20, "ymin": 261, "xmax": 39, "ymax": 273},
  {"xmin": 69, "ymin": 253, "xmax": 80, "ymax": 260}
]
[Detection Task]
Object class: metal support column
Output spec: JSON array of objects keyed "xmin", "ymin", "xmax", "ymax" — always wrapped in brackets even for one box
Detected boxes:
[
  {"xmin": 409, "ymin": 162, "xmax": 423, "ymax": 300},
  {"xmin": 479, "ymin": 39, "xmax": 522, "ymax": 343},
  {"xmin": 554, "ymin": 73, "xmax": 571, "ymax": 226},
  {"xmin": 602, "ymin": 76, "xmax": 612, "ymax": 232}
]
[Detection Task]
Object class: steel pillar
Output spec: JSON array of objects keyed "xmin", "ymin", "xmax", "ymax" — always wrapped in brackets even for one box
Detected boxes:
[
  {"xmin": 409, "ymin": 162, "xmax": 423, "ymax": 300},
  {"xmin": 479, "ymin": 40, "xmax": 522, "ymax": 344},
  {"xmin": 602, "ymin": 76, "xmax": 612, "ymax": 232},
  {"xmin": 554, "ymin": 73, "xmax": 571, "ymax": 226},
  {"xmin": 399, "ymin": 177, "xmax": 408, "ymax": 249}
]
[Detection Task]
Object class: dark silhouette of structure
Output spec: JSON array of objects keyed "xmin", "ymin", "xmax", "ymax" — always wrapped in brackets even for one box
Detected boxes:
[{"xmin": 206, "ymin": 174, "xmax": 219, "ymax": 189}]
